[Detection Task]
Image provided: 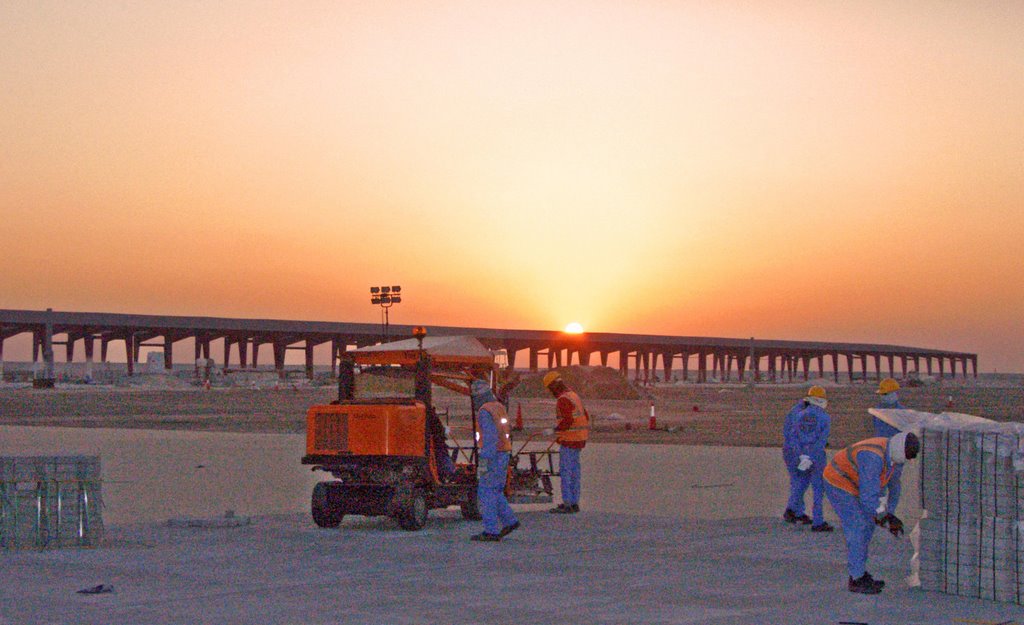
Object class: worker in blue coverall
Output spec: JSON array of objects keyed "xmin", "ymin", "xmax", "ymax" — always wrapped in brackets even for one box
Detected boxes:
[
  {"xmin": 823, "ymin": 432, "xmax": 920, "ymax": 594},
  {"xmin": 469, "ymin": 379, "xmax": 520, "ymax": 542},
  {"xmin": 781, "ymin": 386, "xmax": 833, "ymax": 532},
  {"xmin": 871, "ymin": 378, "xmax": 906, "ymax": 525}
]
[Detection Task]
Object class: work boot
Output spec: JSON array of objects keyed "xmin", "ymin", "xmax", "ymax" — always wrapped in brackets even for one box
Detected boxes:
[
  {"xmin": 499, "ymin": 521, "xmax": 520, "ymax": 537},
  {"xmin": 549, "ymin": 504, "xmax": 573, "ymax": 514},
  {"xmin": 848, "ymin": 574, "xmax": 883, "ymax": 594},
  {"xmin": 863, "ymin": 572, "xmax": 885, "ymax": 589},
  {"xmin": 470, "ymin": 532, "xmax": 502, "ymax": 542},
  {"xmin": 783, "ymin": 509, "xmax": 799, "ymax": 524},
  {"xmin": 811, "ymin": 522, "xmax": 834, "ymax": 533},
  {"xmin": 569, "ymin": 504, "xmax": 580, "ymax": 513}
]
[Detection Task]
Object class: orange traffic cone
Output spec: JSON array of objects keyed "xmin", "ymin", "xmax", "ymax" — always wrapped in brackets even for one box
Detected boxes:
[
  {"xmin": 648, "ymin": 401, "xmax": 657, "ymax": 430},
  {"xmin": 514, "ymin": 403, "xmax": 524, "ymax": 431}
]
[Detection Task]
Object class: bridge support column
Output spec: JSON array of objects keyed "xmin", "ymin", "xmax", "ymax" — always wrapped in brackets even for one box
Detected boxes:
[
  {"xmin": 84, "ymin": 336, "xmax": 95, "ymax": 380},
  {"xmin": 164, "ymin": 336, "xmax": 174, "ymax": 370},
  {"xmin": 274, "ymin": 342, "xmax": 286, "ymax": 380}
]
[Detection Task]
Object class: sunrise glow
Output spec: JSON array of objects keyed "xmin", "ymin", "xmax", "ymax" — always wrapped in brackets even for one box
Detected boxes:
[
  {"xmin": 564, "ymin": 323, "xmax": 584, "ymax": 335},
  {"xmin": 1, "ymin": 2, "xmax": 1021, "ymax": 370}
]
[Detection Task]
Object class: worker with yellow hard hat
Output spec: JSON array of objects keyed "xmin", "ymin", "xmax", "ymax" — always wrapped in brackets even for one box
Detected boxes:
[
  {"xmin": 542, "ymin": 371, "xmax": 589, "ymax": 514},
  {"xmin": 872, "ymin": 378, "xmax": 903, "ymax": 437},
  {"xmin": 869, "ymin": 377, "xmax": 909, "ymax": 539},
  {"xmin": 781, "ymin": 385, "xmax": 833, "ymax": 532}
]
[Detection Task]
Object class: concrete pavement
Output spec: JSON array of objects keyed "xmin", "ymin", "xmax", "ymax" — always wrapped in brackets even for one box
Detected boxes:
[{"xmin": 2, "ymin": 509, "xmax": 1020, "ymax": 625}]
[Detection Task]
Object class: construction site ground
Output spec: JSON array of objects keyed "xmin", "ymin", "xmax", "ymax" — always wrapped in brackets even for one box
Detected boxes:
[
  {"xmin": 3, "ymin": 509, "xmax": 1021, "ymax": 624},
  {"xmin": 2, "ymin": 376, "xmax": 1022, "ymax": 623}
]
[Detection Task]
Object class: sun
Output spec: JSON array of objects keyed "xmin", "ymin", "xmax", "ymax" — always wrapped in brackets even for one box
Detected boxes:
[{"xmin": 564, "ymin": 322, "xmax": 584, "ymax": 334}]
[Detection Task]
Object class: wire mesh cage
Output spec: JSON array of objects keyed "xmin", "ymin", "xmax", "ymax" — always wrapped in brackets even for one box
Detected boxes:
[{"xmin": 0, "ymin": 456, "xmax": 104, "ymax": 550}]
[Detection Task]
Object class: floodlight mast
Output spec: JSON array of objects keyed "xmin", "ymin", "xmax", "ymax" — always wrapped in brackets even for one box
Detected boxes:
[{"xmin": 369, "ymin": 285, "xmax": 402, "ymax": 342}]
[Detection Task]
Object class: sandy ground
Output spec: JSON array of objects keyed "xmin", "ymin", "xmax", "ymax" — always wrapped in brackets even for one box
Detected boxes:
[
  {"xmin": 1, "ymin": 377, "xmax": 1020, "ymax": 449},
  {"xmin": 2, "ymin": 380, "xmax": 1022, "ymax": 622}
]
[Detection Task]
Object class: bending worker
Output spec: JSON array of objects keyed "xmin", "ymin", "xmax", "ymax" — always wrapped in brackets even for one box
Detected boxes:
[
  {"xmin": 781, "ymin": 386, "xmax": 833, "ymax": 532},
  {"xmin": 542, "ymin": 371, "xmax": 589, "ymax": 514},
  {"xmin": 823, "ymin": 431, "xmax": 920, "ymax": 594},
  {"xmin": 470, "ymin": 379, "xmax": 519, "ymax": 542}
]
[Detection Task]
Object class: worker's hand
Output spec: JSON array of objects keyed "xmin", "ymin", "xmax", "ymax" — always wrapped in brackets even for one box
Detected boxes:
[
  {"xmin": 542, "ymin": 428, "xmax": 554, "ymax": 436},
  {"xmin": 797, "ymin": 455, "xmax": 812, "ymax": 472},
  {"xmin": 886, "ymin": 514, "xmax": 904, "ymax": 537},
  {"xmin": 477, "ymin": 458, "xmax": 488, "ymax": 476},
  {"xmin": 443, "ymin": 426, "xmax": 452, "ymax": 438},
  {"xmin": 874, "ymin": 513, "xmax": 904, "ymax": 537}
]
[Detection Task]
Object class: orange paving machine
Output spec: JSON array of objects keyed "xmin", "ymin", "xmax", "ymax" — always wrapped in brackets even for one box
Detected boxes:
[{"xmin": 301, "ymin": 328, "xmax": 556, "ymax": 531}]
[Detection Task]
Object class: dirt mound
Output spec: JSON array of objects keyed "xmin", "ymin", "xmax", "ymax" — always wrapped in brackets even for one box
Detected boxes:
[{"xmin": 506, "ymin": 366, "xmax": 640, "ymax": 400}]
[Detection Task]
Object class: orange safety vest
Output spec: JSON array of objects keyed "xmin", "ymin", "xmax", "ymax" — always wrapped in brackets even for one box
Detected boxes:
[
  {"xmin": 475, "ymin": 401, "xmax": 512, "ymax": 453},
  {"xmin": 556, "ymin": 390, "xmax": 590, "ymax": 445},
  {"xmin": 823, "ymin": 437, "xmax": 895, "ymax": 497}
]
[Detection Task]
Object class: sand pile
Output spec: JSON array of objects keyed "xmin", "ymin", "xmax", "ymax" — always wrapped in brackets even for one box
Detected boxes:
[{"xmin": 506, "ymin": 366, "xmax": 640, "ymax": 400}]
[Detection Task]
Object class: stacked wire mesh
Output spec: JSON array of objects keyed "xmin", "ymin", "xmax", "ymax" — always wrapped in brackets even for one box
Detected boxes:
[
  {"xmin": 918, "ymin": 425, "xmax": 1024, "ymax": 603},
  {"xmin": 0, "ymin": 456, "xmax": 104, "ymax": 549}
]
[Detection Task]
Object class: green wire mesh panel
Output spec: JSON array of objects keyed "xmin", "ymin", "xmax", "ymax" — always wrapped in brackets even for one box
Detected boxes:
[{"xmin": 0, "ymin": 456, "xmax": 104, "ymax": 550}]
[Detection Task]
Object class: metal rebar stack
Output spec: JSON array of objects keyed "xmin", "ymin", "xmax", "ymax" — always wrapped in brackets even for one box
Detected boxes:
[
  {"xmin": 0, "ymin": 456, "xmax": 104, "ymax": 550},
  {"xmin": 918, "ymin": 426, "xmax": 1024, "ymax": 604}
]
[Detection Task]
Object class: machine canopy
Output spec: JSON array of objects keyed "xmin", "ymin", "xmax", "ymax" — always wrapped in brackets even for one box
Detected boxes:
[{"xmin": 349, "ymin": 335, "xmax": 494, "ymax": 368}]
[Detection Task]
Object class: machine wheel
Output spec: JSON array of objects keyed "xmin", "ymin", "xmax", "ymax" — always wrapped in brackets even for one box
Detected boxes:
[
  {"xmin": 460, "ymin": 488, "xmax": 481, "ymax": 520},
  {"xmin": 397, "ymin": 489, "xmax": 428, "ymax": 531},
  {"xmin": 311, "ymin": 481, "xmax": 344, "ymax": 528}
]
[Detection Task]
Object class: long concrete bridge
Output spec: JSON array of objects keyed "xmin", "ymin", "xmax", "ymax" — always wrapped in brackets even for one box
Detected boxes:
[{"xmin": 0, "ymin": 308, "xmax": 977, "ymax": 384}]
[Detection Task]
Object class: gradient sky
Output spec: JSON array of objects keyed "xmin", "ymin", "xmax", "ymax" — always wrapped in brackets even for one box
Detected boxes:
[{"xmin": 2, "ymin": 2, "xmax": 1022, "ymax": 371}]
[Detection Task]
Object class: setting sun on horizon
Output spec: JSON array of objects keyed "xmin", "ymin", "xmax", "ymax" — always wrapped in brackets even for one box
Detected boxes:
[
  {"xmin": 564, "ymin": 323, "xmax": 585, "ymax": 335},
  {"xmin": 1, "ymin": 2, "xmax": 1022, "ymax": 371}
]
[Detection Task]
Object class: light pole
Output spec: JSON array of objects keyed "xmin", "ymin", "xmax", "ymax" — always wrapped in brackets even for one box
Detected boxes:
[{"xmin": 370, "ymin": 285, "xmax": 402, "ymax": 342}]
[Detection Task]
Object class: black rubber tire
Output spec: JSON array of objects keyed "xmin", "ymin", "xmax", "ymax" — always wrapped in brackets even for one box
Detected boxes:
[
  {"xmin": 460, "ymin": 488, "xmax": 482, "ymax": 521},
  {"xmin": 397, "ymin": 489, "xmax": 428, "ymax": 531},
  {"xmin": 311, "ymin": 481, "xmax": 344, "ymax": 528}
]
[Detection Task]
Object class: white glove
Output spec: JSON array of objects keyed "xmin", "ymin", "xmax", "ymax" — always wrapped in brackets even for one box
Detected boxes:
[
  {"xmin": 542, "ymin": 428, "xmax": 554, "ymax": 436},
  {"xmin": 797, "ymin": 455, "xmax": 812, "ymax": 472},
  {"xmin": 443, "ymin": 425, "xmax": 451, "ymax": 438}
]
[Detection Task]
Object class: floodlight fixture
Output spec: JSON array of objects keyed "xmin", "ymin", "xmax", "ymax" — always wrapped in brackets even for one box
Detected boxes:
[{"xmin": 369, "ymin": 284, "xmax": 403, "ymax": 341}]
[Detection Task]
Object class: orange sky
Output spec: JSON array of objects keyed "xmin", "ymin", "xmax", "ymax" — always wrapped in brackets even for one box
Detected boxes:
[{"xmin": 2, "ymin": 2, "xmax": 1022, "ymax": 371}]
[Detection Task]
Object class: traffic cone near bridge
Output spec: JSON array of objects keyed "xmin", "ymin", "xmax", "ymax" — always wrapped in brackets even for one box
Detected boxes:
[
  {"xmin": 648, "ymin": 401, "xmax": 657, "ymax": 430},
  {"xmin": 514, "ymin": 403, "xmax": 524, "ymax": 431}
]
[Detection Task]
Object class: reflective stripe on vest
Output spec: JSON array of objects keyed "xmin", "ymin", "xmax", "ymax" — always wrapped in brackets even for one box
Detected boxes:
[
  {"xmin": 556, "ymin": 390, "xmax": 589, "ymax": 444},
  {"xmin": 475, "ymin": 401, "xmax": 512, "ymax": 453},
  {"xmin": 823, "ymin": 437, "xmax": 894, "ymax": 497}
]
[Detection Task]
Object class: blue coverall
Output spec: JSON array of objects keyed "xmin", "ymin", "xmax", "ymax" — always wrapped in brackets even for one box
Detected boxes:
[
  {"xmin": 782, "ymin": 401, "xmax": 831, "ymax": 525},
  {"xmin": 559, "ymin": 446, "xmax": 581, "ymax": 506},
  {"xmin": 871, "ymin": 394, "xmax": 904, "ymax": 516},
  {"xmin": 476, "ymin": 403, "xmax": 518, "ymax": 536},
  {"xmin": 824, "ymin": 449, "xmax": 895, "ymax": 579}
]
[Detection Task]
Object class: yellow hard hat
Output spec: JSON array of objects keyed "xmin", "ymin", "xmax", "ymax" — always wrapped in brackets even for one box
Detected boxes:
[
  {"xmin": 877, "ymin": 378, "xmax": 900, "ymax": 395},
  {"xmin": 807, "ymin": 386, "xmax": 827, "ymax": 400},
  {"xmin": 542, "ymin": 371, "xmax": 562, "ymax": 389}
]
